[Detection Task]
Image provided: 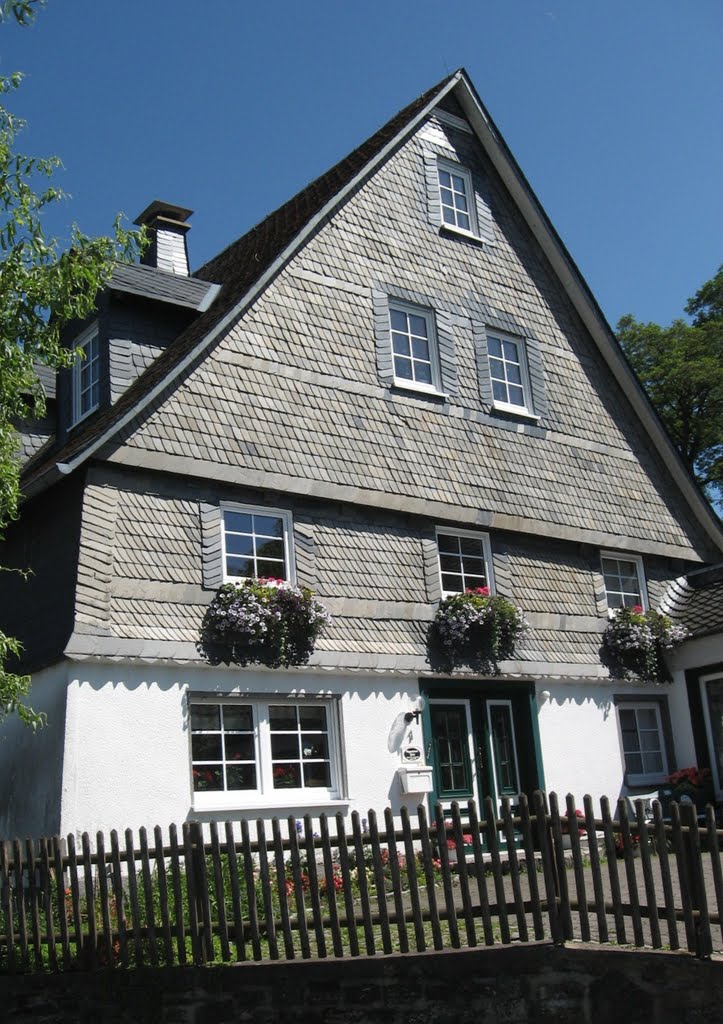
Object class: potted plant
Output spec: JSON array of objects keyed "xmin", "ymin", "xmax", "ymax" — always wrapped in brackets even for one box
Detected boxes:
[
  {"xmin": 666, "ymin": 766, "xmax": 714, "ymax": 811},
  {"xmin": 197, "ymin": 578, "xmax": 330, "ymax": 668},
  {"xmin": 601, "ymin": 605, "xmax": 689, "ymax": 682},
  {"xmin": 427, "ymin": 587, "xmax": 527, "ymax": 673}
]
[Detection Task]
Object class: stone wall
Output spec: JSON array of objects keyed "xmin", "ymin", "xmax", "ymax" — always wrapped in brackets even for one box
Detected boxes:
[{"xmin": 3, "ymin": 944, "xmax": 722, "ymax": 1023}]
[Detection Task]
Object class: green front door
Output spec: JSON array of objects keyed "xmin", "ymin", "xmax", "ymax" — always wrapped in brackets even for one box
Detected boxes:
[{"xmin": 424, "ymin": 685, "xmax": 542, "ymax": 838}]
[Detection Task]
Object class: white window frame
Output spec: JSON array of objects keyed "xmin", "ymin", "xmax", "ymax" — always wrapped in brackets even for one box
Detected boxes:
[
  {"xmin": 189, "ymin": 695, "xmax": 344, "ymax": 811},
  {"xmin": 388, "ymin": 300, "xmax": 442, "ymax": 395},
  {"xmin": 436, "ymin": 527, "xmax": 494, "ymax": 598},
  {"xmin": 71, "ymin": 324, "xmax": 101, "ymax": 425},
  {"xmin": 616, "ymin": 700, "xmax": 668, "ymax": 787},
  {"xmin": 601, "ymin": 552, "xmax": 648, "ymax": 615},
  {"xmin": 486, "ymin": 331, "xmax": 534, "ymax": 416},
  {"xmin": 437, "ymin": 158, "xmax": 478, "ymax": 238},
  {"xmin": 220, "ymin": 503, "xmax": 295, "ymax": 584}
]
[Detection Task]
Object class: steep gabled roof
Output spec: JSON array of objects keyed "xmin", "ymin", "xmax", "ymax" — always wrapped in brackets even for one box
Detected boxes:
[{"xmin": 20, "ymin": 70, "xmax": 723, "ymax": 553}]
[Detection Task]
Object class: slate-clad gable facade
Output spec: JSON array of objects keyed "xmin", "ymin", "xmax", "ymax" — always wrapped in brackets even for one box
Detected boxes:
[{"xmin": 2, "ymin": 70, "xmax": 723, "ymax": 841}]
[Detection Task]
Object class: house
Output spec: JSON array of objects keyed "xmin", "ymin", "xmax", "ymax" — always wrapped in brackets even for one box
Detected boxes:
[{"xmin": 2, "ymin": 69, "xmax": 722, "ymax": 842}]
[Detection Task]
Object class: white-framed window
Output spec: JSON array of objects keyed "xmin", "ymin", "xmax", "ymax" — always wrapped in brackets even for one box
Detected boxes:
[
  {"xmin": 701, "ymin": 673, "xmax": 723, "ymax": 800},
  {"xmin": 189, "ymin": 696, "xmax": 342, "ymax": 809},
  {"xmin": 389, "ymin": 301, "xmax": 441, "ymax": 393},
  {"xmin": 436, "ymin": 528, "xmax": 494, "ymax": 597},
  {"xmin": 601, "ymin": 552, "xmax": 648, "ymax": 613},
  {"xmin": 221, "ymin": 504, "xmax": 294, "ymax": 583},
  {"xmin": 487, "ymin": 332, "xmax": 533, "ymax": 414},
  {"xmin": 616, "ymin": 701, "xmax": 668, "ymax": 786},
  {"xmin": 437, "ymin": 160, "xmax": 477, "ymax": 235},
  {"xmin": 72, "ymin": 326, "xmax": 101, "ymax": 424}
]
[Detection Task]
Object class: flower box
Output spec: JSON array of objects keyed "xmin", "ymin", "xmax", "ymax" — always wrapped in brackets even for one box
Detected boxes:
[
  {"xmin": 426, "ymin": 588, "xmax": 526, "ymax": 674},
  {"xmin": 197, "ymin": 578, "xmax": 330, "ymax": 669},
  {"xmin": 601, "ymin": 605, "xmax": 689, "ymax": 682}
]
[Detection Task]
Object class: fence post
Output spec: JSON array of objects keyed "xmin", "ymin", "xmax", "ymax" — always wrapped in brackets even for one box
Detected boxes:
[{"xmin": 679, "ymin": 803, "xmax": 713, "ymax": 959}]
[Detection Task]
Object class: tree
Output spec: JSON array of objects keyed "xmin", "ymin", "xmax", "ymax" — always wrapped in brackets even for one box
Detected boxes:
[
  {"xmin": 616, "ymin": 267, "xmax": 723, "ymax": 507},
  {"xmin": 0, "ymin": 0, "xmax": 143, "ymax": 727}
]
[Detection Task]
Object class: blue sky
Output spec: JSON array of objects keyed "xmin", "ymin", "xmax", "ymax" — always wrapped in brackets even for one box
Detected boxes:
[{"xmin": 4, "ymin": 0, "xmax": 722, "ymax": 329}]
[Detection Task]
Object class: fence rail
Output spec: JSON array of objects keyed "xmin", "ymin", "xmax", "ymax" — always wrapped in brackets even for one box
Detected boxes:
[{"xmin": 1, "ymin": 791, "xmax": 721, "ymax": 972}]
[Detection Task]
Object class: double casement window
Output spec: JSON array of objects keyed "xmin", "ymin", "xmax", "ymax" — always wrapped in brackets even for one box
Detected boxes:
[
  {"xmin": 71, "ymin": 327, "xmax": 101, "ymax": 424},
  {"xmin": 221, "ymin": 505, "xmax": 293, "ymax": 583},
  {"xmin": 616, "ymin": 701, "xmax": 669, "ymax": 786},
  {"xmin": 190, "ymin": 697, "xmax": 341, "ymax": 807},
  {"xmin": 601, "ymin": 552, "xmax": 647, "ymax": 612},
  {"xmin": 436, "ymin": 528, "xmax": 493, "ymax": 597},
  {"xmin": 389, "ymin": 302, "xmax": 441, "ymax": 393}
]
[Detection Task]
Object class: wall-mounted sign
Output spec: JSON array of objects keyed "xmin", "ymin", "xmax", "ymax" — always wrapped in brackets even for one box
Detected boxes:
[{"xmin": 402, "ymin": 745, "xmax": 422, "ymax": 762}]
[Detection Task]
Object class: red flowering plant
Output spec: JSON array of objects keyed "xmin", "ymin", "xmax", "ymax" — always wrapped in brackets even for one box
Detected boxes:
[
  {"xmin": 443, "ymin": 820, "xmax": 474, "ymax": 849},
  {"xmin": 427, "ymin": 587, "xmax": 527, "ymax": 673},
  {"xmin": 601, "ymin": 604, "xmax": 689, "ymax": 682},
  {"xmin": 560, "ymin": 809, "xmax": 587, "ymax": 837},
  {"xmin": 197, "ymin": 578, "xmax": 330, "ymax": 669},
  {"xmin": 667, "ymin": 765, "xmax": 713, "ymax": 808}
]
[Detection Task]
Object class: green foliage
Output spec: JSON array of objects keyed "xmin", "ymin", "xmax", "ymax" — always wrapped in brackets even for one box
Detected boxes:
[
  {"xmin": 0, "ymin": 0, "xmax": 144, "ymax": 726},
  {"xmin": 601, "ymin": 605, "xmax": 689, "ymax": 683},
  {"xmin": 616, "ymin": 266, "xmax": 723, "ymax": 504}
]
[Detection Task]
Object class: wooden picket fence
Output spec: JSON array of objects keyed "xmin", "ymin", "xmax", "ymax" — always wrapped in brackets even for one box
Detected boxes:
[{"xmin": 0, "ymin": 790, "xmax": 722, "ymax": 973}]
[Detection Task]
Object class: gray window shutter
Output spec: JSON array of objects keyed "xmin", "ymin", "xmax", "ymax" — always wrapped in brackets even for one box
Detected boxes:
[
  {"xmin": 372, "ymin": 289, "xmax": 394, "ymax": 387},
  {"xmin": 593, "ymin": 568, "xmax": 608, "ymax": 617},
  {"xmin": 525, "ymin": 335, "xmax": 548, "ymax": 419},
  {"xmin": 474, "ymin": 191, "xmax": 496, "ymax": 245},
  {"xmin": 293, "ymin": 521, "xmax": 317, "ymax": 590},
  {"xmin": 435, "ymin": 309, "xmax": 458, "ymax": 396},
  {"xmin": 491, "ymin": 550, "xmax": 513, "ymax": 599},
  {"xmin": 109, "ymin": 337, "xmax": 132, "ymax": 404},
  {"xmin": 422, "ymin": 537, "xmax": 442, "ymax": 603},
  {"xmin": 200, "ymin": 503, "xmax": 223, "ymax": 589},
  {"xmin": 423, "ymin": 151, "xmax": 442, "ymax": 229},
  {"xmin": 472, "ymin": 321, "xmax": 494, "ymax": 408}
]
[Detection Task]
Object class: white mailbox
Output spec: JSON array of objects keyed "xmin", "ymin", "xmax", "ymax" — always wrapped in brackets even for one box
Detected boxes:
[{"xmin": 397, "ymin": 765, "xmax": 434, "ymax": 794}]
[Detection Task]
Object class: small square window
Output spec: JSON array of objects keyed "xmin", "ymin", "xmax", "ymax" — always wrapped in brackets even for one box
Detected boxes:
[
  {"xmin": 437, "ymin": 528, "xmax": 493, "ymax": 597},
  {"xmin": 389, "ymin": 302, "xmax": 441, "ymax": 393},
  {"xmin": 437, "ymin": 161, "xmax": 477, "ymax": 235},
  {"xmin": 617, "ymin": 702, "xmax": 668, "ymax": 786},
  {"xmin": 487, "ymin": 332, "xmax": 533, "ymax": 414},
  {"xmin": 601, "ymin": 553, "xmax": 648, "ymax": 613},
  {"xmin": 221, "ymin": 504, "xmax": 293, "ymax": 583},
  {"xmin": 72, "ymin": 329, "xmax": 101, "ymax": 424}
]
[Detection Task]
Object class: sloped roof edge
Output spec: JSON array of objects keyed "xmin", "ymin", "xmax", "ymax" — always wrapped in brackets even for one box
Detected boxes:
[
  {"xmin": 452, "ymin": 72, "xmax": 723, "ymax": 551},
  {"xmin": 21, "ymin": 70, "xmax": 723, "ymax": 553}
]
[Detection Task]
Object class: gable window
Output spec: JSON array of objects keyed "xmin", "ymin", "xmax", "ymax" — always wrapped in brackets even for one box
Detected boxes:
[
  {"xmin": 437, "ymin": 160, "xmax": 476, "ymax": 235},
  {"xmin": 72, "ymin": 329, "xmax": 101, "ymax": 424},
  {"xmin": 389, "ymin": 302, "xmax": 441, "ymax": 393},
  {"xmin": 487, "ymin": 332, "xmax": 533, "ymax": 414},
  {"xmin": 616, "ymin": 701, "xmax": 668, "ymax": 786},
  {"xmin": 601, "ymin": 553, "xmax": 647, "ymax": 612},
  {"xmin": 190, "ymin": 697, "xmax": 341, "ymax": 808},
  {"xmin": 221, "ymin": 505, "xmax": 293, "ymax": 582},
  {"xmin": 437, "ymin": 528, "xmax": 493, "ymax": 596}
]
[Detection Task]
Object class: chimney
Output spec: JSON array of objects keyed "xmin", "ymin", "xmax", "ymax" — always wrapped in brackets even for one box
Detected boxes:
[{"xmin": 134, "ymin": 200, "xmax": 193, "ymax": 276}]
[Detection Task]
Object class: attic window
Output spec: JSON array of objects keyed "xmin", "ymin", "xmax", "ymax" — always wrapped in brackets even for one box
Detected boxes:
[
  {"xmin": 437, "ymin": 160, "xmax": 476, "ymax": 235},
  {"xmin": 487, "ymin": 332, "xmax": 534, "ymax": 415},
  {"xmin": 437, "ymin": 528, "xmax": 493, "ymax": 597},
  {"xmin": 389, "ymin": 301, "xmax": 442, "ymax": 394},
  {"xmin": 72, "ymin": 327, "xmax": 101, "ymax": 424},
  {"xmin": 601, "ymin": 553, "xmax": 648, "ymax": 613},
  {"xmin": 221, "ymin": 504, "xmax": 294, "ymax": 583}
]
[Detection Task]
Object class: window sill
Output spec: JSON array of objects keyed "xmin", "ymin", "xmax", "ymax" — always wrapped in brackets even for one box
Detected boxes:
[
  {"xmin": 392, "ymin": 382, "xmax": 448, "ymax": 400},
  {"xmin": 439, "ymin": 224, "xmax": 493, "ymax": 246},
  {"xmin": 490, "ymin": 402, "xmax": 539, "ymax": 423},
  {"xmin": 192, "ymin": 797, "xmax": 350, "ymax": 815}
]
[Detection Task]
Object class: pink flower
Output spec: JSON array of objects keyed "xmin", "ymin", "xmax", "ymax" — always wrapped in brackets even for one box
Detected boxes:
[{"xmin": 631, "ymin": 604, "xmax": 644, "ymax": 614}]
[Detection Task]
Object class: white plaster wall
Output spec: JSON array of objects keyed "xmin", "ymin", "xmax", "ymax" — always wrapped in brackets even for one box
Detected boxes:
[
  {"xmin": 535, "ymin": 677, "xmax": 692, "ymax": 808},
  {"xmin": 58, "ymin": 662, "xmax": 422, "ymax": 840},
  {"xmin": 0, "ymin": 663, "xmax": 68, "ymax": 839}
]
